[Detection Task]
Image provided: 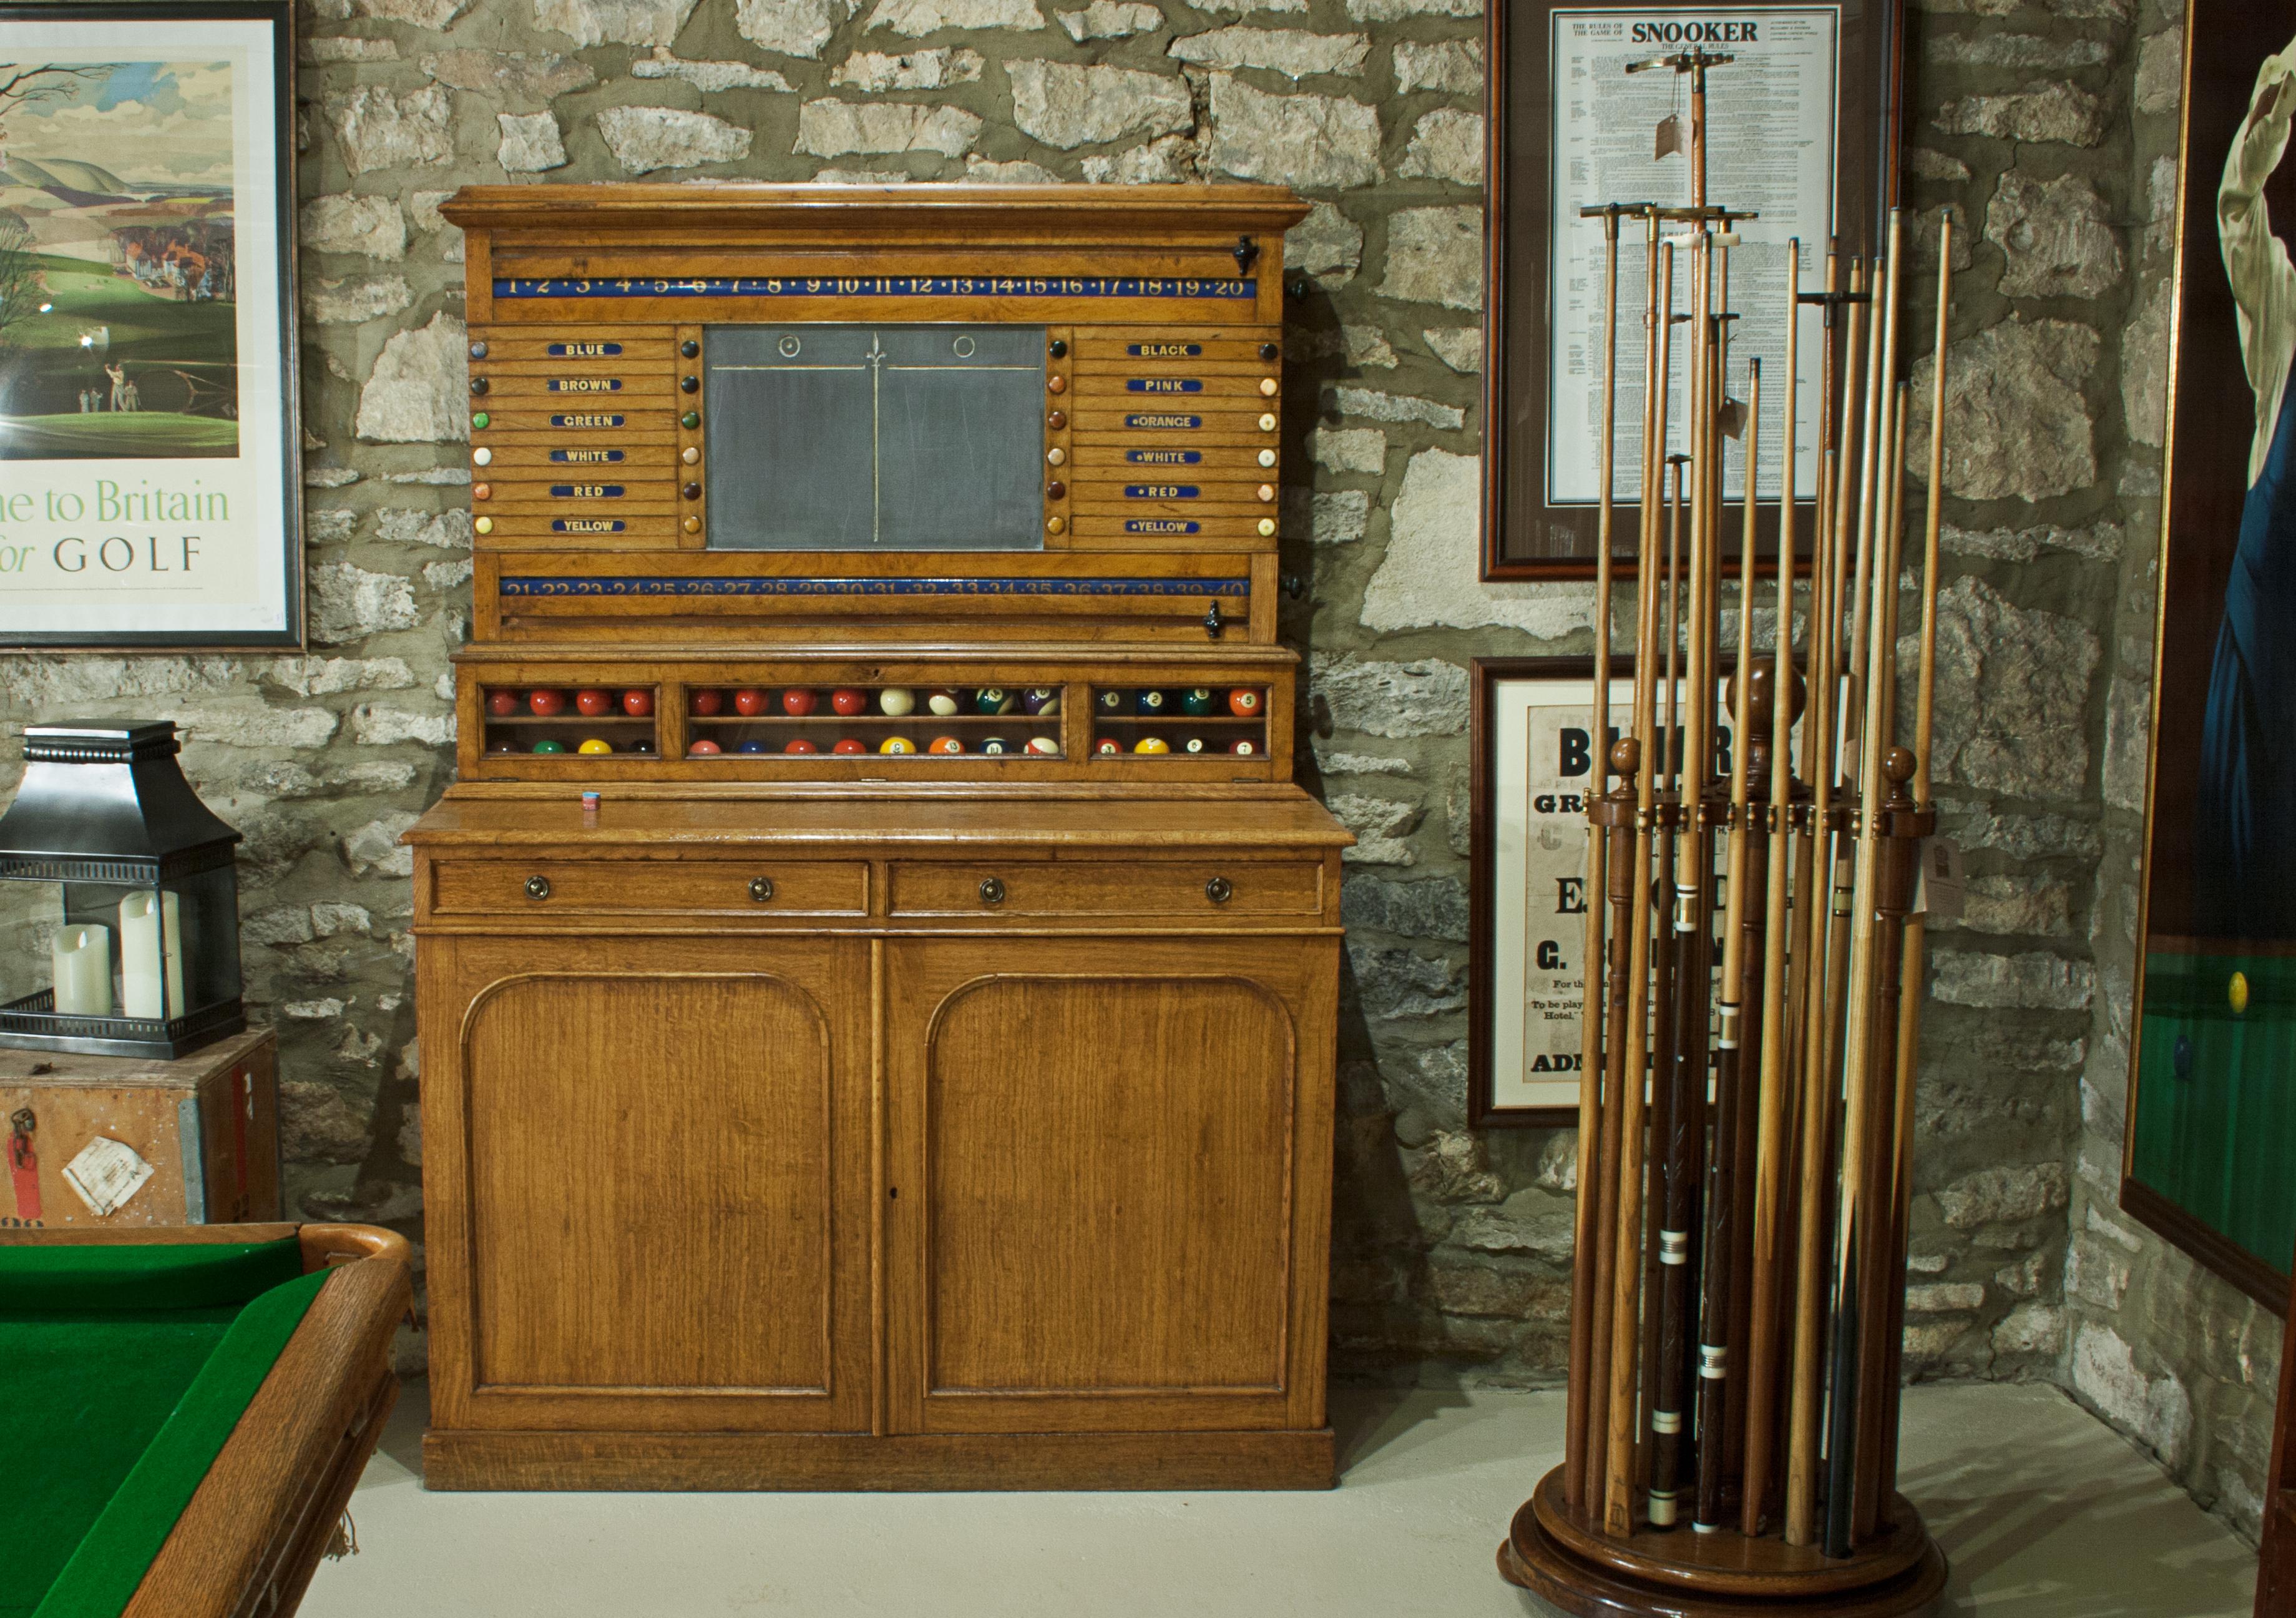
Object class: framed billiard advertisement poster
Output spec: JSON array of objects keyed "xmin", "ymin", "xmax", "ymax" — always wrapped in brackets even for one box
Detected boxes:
[
  {"xmin": 2126, "ymin": 0, "xmax": 2296, "ymax": 1312},
  {"xmin": 1480, "ymin": 1, "xmax": 1900, "ymax": 581},
  {"xmin": 0, "ymin": 1, "xmax": 301, "ymax": 649}
]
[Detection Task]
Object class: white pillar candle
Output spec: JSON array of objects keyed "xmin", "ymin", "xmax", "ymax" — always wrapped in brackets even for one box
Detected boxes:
[
  {"xmin": 119, "ymin": 891, "xmax": 182, "ymax": 1021},
  {"xmin": 51, "ymin": 923, "xmax": 112, "ymax": 1017}
]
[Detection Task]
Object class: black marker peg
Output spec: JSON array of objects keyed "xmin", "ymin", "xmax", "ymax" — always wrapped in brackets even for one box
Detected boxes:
[
  {"xmin": 680, "ymin": 375, "xmax": 699, "ymax": 393},
  {"xmin": 1048, "ymin": 338, "xmax": 1068, "ymax": 358},
  {"xmin": 1233, "ymin": 235, "xmax": 1259, "ymax": 274},
  {"xmin": 1259, "ymin": 341, "xmax": 1279, "ymax": 361},
  {"xmin": 682, "ymin": 482, "xmax": 701, "ymax": 500},
  {"xmin": 680, "ymin": 339, "xmax": 699, "ymax": 358},
  {"xmin": 469, "ymin": 377, "xmax": 489, "ymax": 395}
]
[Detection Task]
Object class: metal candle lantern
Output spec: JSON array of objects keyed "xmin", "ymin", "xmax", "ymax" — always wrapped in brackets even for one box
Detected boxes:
[{"xmin": 0, "ymin": 723, "xmax": 245, "ymax": 1059}]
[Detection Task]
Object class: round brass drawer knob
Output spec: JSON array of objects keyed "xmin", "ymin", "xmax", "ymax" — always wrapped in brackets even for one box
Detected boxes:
[
  {"xmin": 750, "ymin": 876, "xmax": 775, "ymax": 903},
  {"xmin": 525, "ymin": 875, "xmax": 551, "ymax": 901},
  {"xmin": 979, "ymin": 876, "xmax": 1006, "ymax": 906},
  {"xmin": 1258, "ymin": 378, "xmax": 1277, "ymax": 397},
  {"xmin": 475, "ymin": 516, "xmax": 494, "ymax": 535},
  {"xmin": 1206, "ymin": 876, "xmax": 1233, "ymax": 904},
  {"xmin": 683, "ymin": 516, "xmax": 700, "ymax": 534},
  {"xmin": 1046, "ymin": 515, "xmax": 1065, "ymax": 536},
  {"xmin": 1047, "ymin": 375, "xmax": 1067, "ymax": 395}
]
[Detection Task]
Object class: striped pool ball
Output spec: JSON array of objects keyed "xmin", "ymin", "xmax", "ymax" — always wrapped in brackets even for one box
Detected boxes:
[
  {"xmin": 926, "ymin": 688, "xmax": 964, "ymax": 716},
  {"xmin": 975, "ymin": 688, "xmax": 1015, "ymax": 714},
  {"xmin": 880, "ymin": 735, "xmax": 917, "ymax": 754},
  {"xmin": 1022, "ymin": 688, "xmax": 1060, "ymax": 715},
  {"xmin": 1133, "ymin": 737, "xmax": 1170, "ymax": 754},
  {"xmin": 980, "ymin": 737, "xmax": 1010, "ymax": 755},
  {"xmin": 1025, "ymin": 736, "xmax": 1060, "ymax": 755},
  {"xmin": 927, "ymin": 735, "xmax": 965, "ymax": 755}
]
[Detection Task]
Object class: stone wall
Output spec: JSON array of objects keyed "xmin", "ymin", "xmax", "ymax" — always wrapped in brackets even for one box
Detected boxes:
[{"xmin": 0, "ymin": 0, "xmax": 2264, "ymax": 1509}]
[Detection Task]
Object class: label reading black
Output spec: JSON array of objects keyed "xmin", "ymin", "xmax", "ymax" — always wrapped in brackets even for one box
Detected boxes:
[{"xmin": 1127, "ymin": 343, "xmax": 1202, "ymax": 357}]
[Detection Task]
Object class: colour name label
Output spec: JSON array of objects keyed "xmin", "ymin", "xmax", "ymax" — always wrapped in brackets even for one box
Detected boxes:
[
  {"xmin": 550, "ymin": 449, "xmax": 626, "ymax": 463},
  {"xmin": 1124, "ymin": 519, "xmax": 1200, "ymax": 534},
  {"xmin": 550, "ymin": 414, "xmax": 625, "ymax": 428},
  {"xmin": 550, "ymin": 484, "xmax": 625, "ymax": 498},
  {"xmin": 551, "ymin": 520, "xmax": 627, "ymax": 533},
  {"xmin": 500, "ymin": 574, "xmax": 1251, "ymax": 597},
  {"xmin": 1125, "ymin": 414, "xmax": 1201, "ymax": 429},
  {"xmin": 1127, "ymin": 343, "xmax": 1201, "ymax": 356},
  {"xmin": 548, "ymin": 342, "xmax": 623, "ymax": 356},
  {"xmin": 1126, "ymin": 378, "xmax": 1203, "ymax": 393},
  {"xmin": 547, "ymin": 378, "xmax": 623, "ymax": 392},
  {"xmin": 496, "ymin": 275, "xmax": 1256, "ymax": 300},
  {"xmin": 1125, "ymin": 450, "xmax": 1201, "ymax": 464},
  {"xmin": 1124, "ymin": 485, "xmax": 1199, "ymax": 499}
]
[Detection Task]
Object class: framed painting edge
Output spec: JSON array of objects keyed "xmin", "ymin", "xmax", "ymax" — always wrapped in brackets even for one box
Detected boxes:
[{"xmin": 0, "ymin": 0, "xmax": 305, "ymax": 653}]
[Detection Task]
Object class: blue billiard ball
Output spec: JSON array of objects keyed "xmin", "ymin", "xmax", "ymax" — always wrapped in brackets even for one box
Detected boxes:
[
  {"xmin": 980, "ymin": 737, "xmax": 1010, "ymax": 755},
  {"xmin": 736, "ymin": 740, "xmax": 768, "ymax": 753},
  {"xmin": 1135, "ymin": 689, "xmax": 1167, "ymax": 715}
]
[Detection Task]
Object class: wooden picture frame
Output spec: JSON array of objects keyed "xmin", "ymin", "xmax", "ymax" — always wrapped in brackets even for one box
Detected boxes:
[
  {"xmin": 0, "ymin": 1, "xmax": 303, "ymax": 649},
  {"xmin": 2124, "ymin": 0, "xmax": 2296, "ymax": 1313},
  {"xmin": 1481, "ymin": 1, "xmax": 1903, "ymax": 581}
]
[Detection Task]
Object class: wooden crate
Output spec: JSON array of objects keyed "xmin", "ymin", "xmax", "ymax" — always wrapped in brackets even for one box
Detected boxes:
[{"xmin": 1, "ymin": 1026, "xmax": 279, "ymax": 1228}]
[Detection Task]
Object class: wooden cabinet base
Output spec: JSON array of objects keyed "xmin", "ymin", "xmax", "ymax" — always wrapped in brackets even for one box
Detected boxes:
[
  {"xmin": 421, "ymin": 1426, "xmax": 1336, "ymax": 1492},
  {"xmin": 1498, "ymin": 1468, "xmax": 1948, "ymax": 1618}
]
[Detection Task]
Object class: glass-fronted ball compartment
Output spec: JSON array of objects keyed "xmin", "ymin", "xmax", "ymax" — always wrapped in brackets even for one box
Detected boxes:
[
  {"xmin": 683, "ymin": 683, "xmax": 1062, "ymax": 759},
  {"xmin": 1088, "ymin": 686, "xmax": 1266, "ymax": 760},
  {"xmin": 481, "ymin": 685, "xmax": 661, "ymax": 760}
]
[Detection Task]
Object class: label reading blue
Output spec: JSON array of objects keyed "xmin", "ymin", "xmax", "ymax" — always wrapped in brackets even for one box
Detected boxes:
[
  {"xmin": 550, "ymin": 449, "xmax": 626, "ymax": 463},
  {"xmin": 552, "ymin": 519, "xmax": 627, "ymax": 533},
  {"xmin": 1125, "ymin": 485, "xmax": 1199, "ymax": 499},
  {"xmin": 1125, "ymin": 519, "xmax": 1200, "ymax": 535},
  {"xmin": 1127, "ymin": 343, "xmax": 1201, "ymax": 357},
  {"xmin": 548, "ymin": 341, "xmax": 623, "ymax": 356},
  {"xmin": 1126, "ymin": 378, "xmax": 1203, "ymax": 393},
  {"xmin": 550, "ymin": 413, "xmax": 625, "ymax": 428},
  {"xmin": 550, "ymin": 484, "xmax": 625, "ymax": 498},
  {"xmin": 1125, "ymin": 413, "xmax": 1202, "ymax": 429},
  {"xmin": 547, "ymin": 378, "xmax": 623, "ymax": 392},
  {"xmin": 1125, "ymin": 449, "xmax": 1202, "ymax": 464}
]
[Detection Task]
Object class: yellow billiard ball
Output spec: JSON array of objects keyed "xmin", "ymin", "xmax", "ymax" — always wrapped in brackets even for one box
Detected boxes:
[
  {"xmin": 1133, "ymin": 737, "xmax": 1170, "ymax": 754},
  {"xmin": 2230, "ymin": 971, "xmax": 2250, "ymax": 1016},
  {"xmin": 577, "ymin": 738, "xmax": 613, "ymax": 755},
  {"xmin": 880, "ymin": 736, "xmax": 916, "ymax": 754}
]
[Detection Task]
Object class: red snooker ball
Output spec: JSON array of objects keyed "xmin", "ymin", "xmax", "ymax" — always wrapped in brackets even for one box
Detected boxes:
[
  {"xmin": 690, "ymin": 689, "xmax": 724, "ymax": 716},
  {"xmin": 528, "ymin": 689, "xmax": 565, "ymax": 717},
  {"xmin": 832, "ymin": 738, "xmax": 867, "ymax": 755},
  {"xmin": 1228, "ymin": 688, "xmax": 1263, "ymax": 717},
  {"xmin": 486, "ymin": 690, "xmax": 517, "ymax": 717},
  {"xmin": 782, "ymin": 688, "xmax": 819, "ymax": 716},
  {"xmin": 621, "ymin": 689, "xmax": 653, "ymax": 717},
  {"xmin": 732, "ymin": 687, "xmax": 768, "ymax": 717},
  {"xmin": 575, "ymin": 688, "xmax": 612, "ymax": 717},
  {"xmin": 831, "ymin": 688, "xmax": 868, "ymax": 716},
  {"xmin": 687, "ymin": 739, "xmax": 722, "ymax": 756},
  {"xmin": 784, "ymin": 737, "xmax": 819, "ymax": 754}
]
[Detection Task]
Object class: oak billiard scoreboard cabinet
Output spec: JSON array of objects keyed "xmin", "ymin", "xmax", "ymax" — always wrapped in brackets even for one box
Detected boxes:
[{"xmin": 403, "ymin": 185, "xmax": 1354, "ymax": 1490}]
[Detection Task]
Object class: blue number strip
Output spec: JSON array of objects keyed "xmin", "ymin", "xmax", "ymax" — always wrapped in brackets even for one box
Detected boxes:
[
  {"xmin": 499, "ymin": 575, "xmax": 1250, "ymax": 598},
  {"xmin": 494, "ymin": 275, "xmax": 1256, "ymax": 300}
]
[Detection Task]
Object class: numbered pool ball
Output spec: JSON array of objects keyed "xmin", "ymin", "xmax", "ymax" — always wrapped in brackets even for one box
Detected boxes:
[
  {"xmin": 1096, "ymin": 689, "xmax": 1125, "ymax": 714},
  {"xmin": 690, "ymin": 689, "xmax": 725, "ymax": 717},
  {"xmin": 1133, "ymin": 736, "xmax": 1171, "ymax": 754},
  {"xmin": 781, "ymin": 688, "xmax": 818, "ymax": 717},
  {"xmin": 1022, "ymin": 688, "xmax": 1060, "ymax": 715},
  {"xmin": 1228, "ymin": 687, "xmax": 1263, "ymax": 717},
  {"xmin": 575, "ymin": 689, "xmax": 613, "ymax": 717},
  {"xmin": 486, "ymin": 690, "xmax": 518, "ymax": 717},
  {"xmin": 980, "ymin": 737, "xmax": 1011, "ymax": 755},
  {"xmin": 832, "ymin": 738, "xmax": 867, "ymax": 755},
  {"xmin": 1183, "ymin": 737, "xmax": 1208, "ymax": 754},
  {"xmin": 1180, "ymin": 688, "xmax": 1216, "ymax": 717},
  {"xmin": 621, "ymin": 689, "xmax": 653, "ymax": 717},
  {"xmin": 1135, "ymin": 690, "xmax": 1168, "ymax": 716},
  {"xmin": 736, "ymin": 740, "xmax": 768, "ymax": 753},
  {"xmin": 975, "ymin": 688, "xmax": 1015, "ymax": 715},
  {"xmin": 1095, "ymin": 737, "xmax": 1123, "ymax": 756},
  {"xmin": 784, "ymin": 737, "xmax": 819, "ymax": 755},
  {"xmin": 686, "ymin": 739, "xmax": 722, "ymax": 756},
  {"xmin": 1229, "ymin": 737, "xmax": 1259, "ymax": 757},
  {"xmin": 925, "ymin": 687, "xmax": 964, "ymax": 716},
  {"xmin": 878, "ymin": 687, "xmax": 916, "ymax": 717},
  {"xmin": 732, "ymin": 687, "xmax": 768, "ymax": 717},
  {"xmin": 927, "ymin": 735, "xmax": 965, "ymax": 755},
  {"xmin": 532, "ymin": 738, "xmax": 567, "ymax": 753},
  {"xmin": 577, "ymin": 738, "xmax": 613, "ymax": 755},
  {"xmin": 1025, "ymin": 736, "xmax": 1061, "ymax": 756},
  {"xmin": 830, "ymin": 688, "xmax": 868, "ymax": 717},
  {"xmin": 880, "ymin": 735, "xmax": 917, "ymax": 754},
  {"xmin": 529, "ymin": 689, "xmax": 566, "ymax": 717}
]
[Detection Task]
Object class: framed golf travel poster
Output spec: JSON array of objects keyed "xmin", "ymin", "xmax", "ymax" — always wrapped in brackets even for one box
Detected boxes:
[{"xmin": 0, "ymin": 2, "xmax": 300, "ymax": 647}]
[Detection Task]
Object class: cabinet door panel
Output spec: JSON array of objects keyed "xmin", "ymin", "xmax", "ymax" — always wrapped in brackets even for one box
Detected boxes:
[
  {"xmin": 886, "ymin": 936, "xmax": 1335, "ymax": 1434},
  {"xmin": 423, "ymin": 936, "xmax": 872, "ymax": 1433}
]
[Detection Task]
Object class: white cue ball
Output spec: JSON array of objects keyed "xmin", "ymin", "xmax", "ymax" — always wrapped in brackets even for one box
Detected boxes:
[{"xmin": 878, "ymin": 687, "xmax": 916, "ymax": 717}]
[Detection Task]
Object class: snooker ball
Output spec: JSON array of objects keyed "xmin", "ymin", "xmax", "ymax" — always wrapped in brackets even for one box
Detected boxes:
[
  {"xmin": 1096, "ymin": 737, "xmax": 1123, "ymax": 756},
  {"xmin": 577, "ymin": 738, "xmax": 613, "ymax": 755},
  {"xmin": 880, "ymin": 735, "xmax": 917, "ymax": 754},
  {"xmin": 980, "ymin": 737, "xmax": 1011, "ymax": 755},
  {"xmin": 927, "ymin": 735, "xmax": 965, "ymax": 755},
  {"xmin": 529, "ymin": 689, "xmax": 566, "ymax": 717},
  {"xmin": 1134, "ymin": 737, "xmax": 1170, "ymax": 754},
  {"xmin": 830, "ymin": 688, "xmax": 868, "ymax": 716},
  {"xmin": 1229, "ymin": 688, "xmax": 1263, "ymax": 717},
  {"xmin": 925, "ymin": 687, "xmax": 964, "ymax": 716},
  {"xmin": 879, "ymin": 687, "xmax": 916, "ymax": 717},
  {"xmin": 784, "ymin": 737, "xmax": 819, "ymax": 755},
  {"xmin": 1135, "ymin": 690, "xmax": 1168, "ymax": 716},
  {"xmin": 489, "ymin": 740, "xmax": 517, "ymax": 755},
  {"xmin": 1230, "ymin": 738, "xmax": 1259, "ymax": 756},
  {"xmin": 628, "ymin": 739, "xmax": 654, "ymax": 754},
  {"xmin": 1183, "ymin": 737, "xmax": 1208, "ymax": 755},
  {"xmin": 1022, "ymin": 688, "xmax": 1060, "ymax": 715},
  {"xmin": 575, "ymin": 689, "xmax": 612, "ymax": 717},
  {"xmin": 781, "ymin": 688, "xmax": 819, "ymax": 716},
  {"xmin": 487, "ymin": 690, "xmax": 518, "ymax": 717},
  {"xmin": 690, "ymin": 689, "xmax": 725, "ymax": 717},
  {"xmin": 732, "ymin": 688, "xmax": 768, "ymax": 717},
  {"xmin": 2231, "ymin": 971, "xmax": 2250, "ymax": 1016},
  {"xmin": 532, "ymin": 738, "xmax": 567, "ymax": 754},
  {"xmin": 622, "ymin": 689, "xmax": 653, "ymax": 717},
  {"xmin": 832, "ymin": 738, "xmax": 867, "ymax": 755},
  {"xmin": 1025, "ymin": 736, "xmax": 1061, "ymax": 756},
  {"xmin": 737, "ymin": 740, "xmax": 768, "ymax": 753},
  {"xmin": 976, "ymin": 688, "xmax": 1015, "ymax": 715},
  {"xmin": 1097, "ymin": 689, "xmax": 1125, "ymax": 715},
  {"xmin": 1180, "ymin": 688, "xmax": 1216, "ymax": 717},
  {"xmin": 687, "ymin": 739, "xmax": 722, "ymax": 756}
]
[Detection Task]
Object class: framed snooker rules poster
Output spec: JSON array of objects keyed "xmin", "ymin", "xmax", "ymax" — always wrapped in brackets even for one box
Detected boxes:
[
  {"xmin": 2126, "ymin": 0, "xmax": 2296, "ymax": 1311},
  {"xmin": 0, "ymin": 2, "xmax": 301, "ymax": 649}
]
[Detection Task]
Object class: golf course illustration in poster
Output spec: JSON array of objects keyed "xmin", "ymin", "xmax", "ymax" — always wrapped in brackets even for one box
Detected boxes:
[{"xmin": 0, "ymin": 6, "xmax": 298, "ymax": 649}]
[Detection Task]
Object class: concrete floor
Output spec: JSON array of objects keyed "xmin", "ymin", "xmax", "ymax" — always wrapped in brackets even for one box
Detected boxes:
[{"xmin": 305, "ymin": 1379, "xmax": 2256, "ymax": 1617}]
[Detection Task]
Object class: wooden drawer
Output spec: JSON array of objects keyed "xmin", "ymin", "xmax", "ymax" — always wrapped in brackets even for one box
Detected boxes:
[
  {"xmin": 429, "ymin": 859, "xmax": 868, "ymax": 916},
  {"xmin": 888, "ymin": 860, "xmax": 1320, "ymax": 918}
]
